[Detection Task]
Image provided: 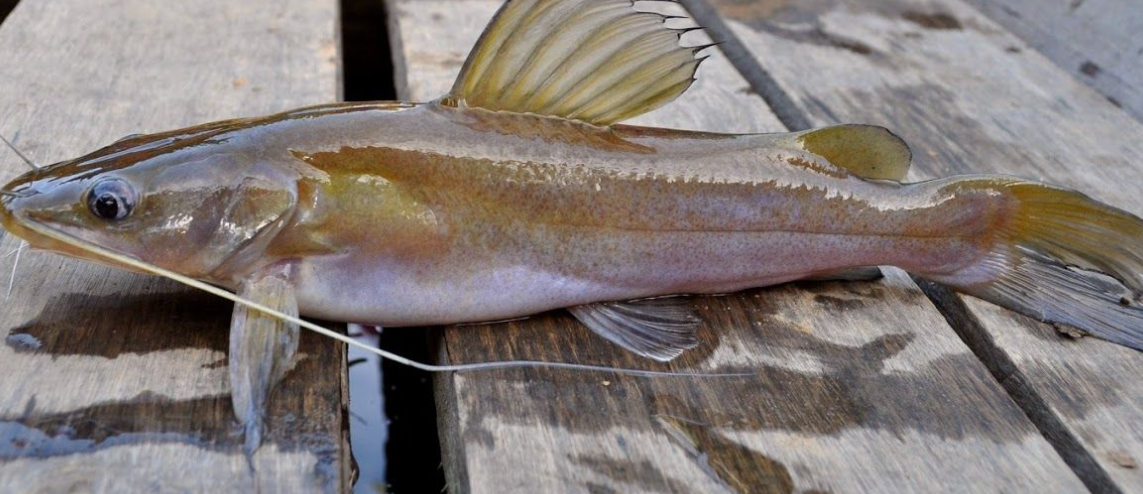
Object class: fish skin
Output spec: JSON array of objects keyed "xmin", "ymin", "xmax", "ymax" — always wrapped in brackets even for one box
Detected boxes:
[
  {"xmin": 265, "ymin": 103, "xmax": 1005, "ymax": 326},
  {"xmin": 0, "ymin": 102, "xmax": 1005, "ymax": 328},
  {"xmin": 15, "ymin": 101, "xmax": 998, "ymax": 317}
]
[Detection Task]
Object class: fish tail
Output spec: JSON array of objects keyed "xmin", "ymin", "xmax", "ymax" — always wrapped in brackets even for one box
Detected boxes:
[{"xmin": 927, "ymin": 179, "xmax": 1143, "ymax": 350}]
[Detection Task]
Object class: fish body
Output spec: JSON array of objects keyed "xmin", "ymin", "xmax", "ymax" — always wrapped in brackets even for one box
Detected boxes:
[
  {"xmin": 246, "ymin": 103, "xmax": 991, "ymax": 326},
  {"xmin": 4, "ymin": 0, "xmax": 1143, "ymax": 453}
]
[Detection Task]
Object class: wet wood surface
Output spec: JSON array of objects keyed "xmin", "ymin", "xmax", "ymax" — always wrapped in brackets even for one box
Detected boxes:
[
  {"xmin": 964, "ymin": 0, "xmax": 1143, "ymax": 122},
  {"xmin": 687, "ymin": 0, "xmax": 1143, "ymax": 491},
  {"xmin": 0, "ymin": 0, "xmax": 349, "ymax": 492},
  {"xmin": 389, "ymin": 0, "xmax": 1087, "ymax": 492}
]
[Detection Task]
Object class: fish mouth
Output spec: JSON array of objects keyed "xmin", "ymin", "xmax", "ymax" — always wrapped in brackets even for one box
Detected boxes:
[
  {"xmin": 0, "ymin": 187, "xmax": 32, "ymax": 238},
  {"xmin": 0, "ymin": 189, "xmax": 97, "ymax": 270},
  {"xmin": 1, "ymin": 207, "xmax": 58, "ymax": 255},
  {"xmin": 0, "ymin": 208, "xmax": 150, "ymax": 276}
]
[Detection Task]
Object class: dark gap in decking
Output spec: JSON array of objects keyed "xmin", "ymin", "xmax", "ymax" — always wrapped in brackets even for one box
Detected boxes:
[
  {"xmin": 339, "ymin": 0, "xmax": 445, "ymax": 491},
  {"xmin": 681, "ymin": 0, "xmax": 1121, "ymax": 490},
  {"xmin": 376, "ymin": 329, "xmax": 447, "ymax": 493},
  {"xmin": 0, "ymin": 0, "xmax": 20, "ymax": 25},
  {"xmin": 341, "ymin": 0, "xmax": 397, "ymax": 101},
  {"xmin": 916, "ymin": 279, "xmax": 1122, "ymax": 494}
]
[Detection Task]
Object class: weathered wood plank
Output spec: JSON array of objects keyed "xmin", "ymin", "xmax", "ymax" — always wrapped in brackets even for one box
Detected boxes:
[
  {"xmin": 0, "ymin": 0, "xmax": 349, "ymax": 491},
  {"xmin": 388, "ymin": 0, "xmax": 1087, "ymax": 492},
  {"xmin": 964, "ymin": 0, "xmax": 1143, "ymax": 122},
  {"xmin": 690, "ymin": 0, "xmax": 1143, "ymax": 490}
]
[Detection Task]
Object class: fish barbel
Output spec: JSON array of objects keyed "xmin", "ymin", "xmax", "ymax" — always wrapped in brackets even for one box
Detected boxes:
[{"xmin": 3, "ymin": 0, "xmax": 1143, "ymax": 452}]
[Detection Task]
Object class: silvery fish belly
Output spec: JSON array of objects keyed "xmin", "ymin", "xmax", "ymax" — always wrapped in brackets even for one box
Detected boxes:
[{"xmin": 3, "ymin": 0, "xmax": 1143, "ymax": 453}]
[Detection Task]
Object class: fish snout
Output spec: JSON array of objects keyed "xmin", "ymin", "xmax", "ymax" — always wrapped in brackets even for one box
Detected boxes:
[
  {"xmin": 0, "ymin": 180, "xmax": 64, "ymax": 250},
  {"xmin": 0, "ymin": 183, "xmax": 27, "ymax": 228},
  {"xmin": 0, "ymin": 186, "xmax": 34, "ymax": 240}
]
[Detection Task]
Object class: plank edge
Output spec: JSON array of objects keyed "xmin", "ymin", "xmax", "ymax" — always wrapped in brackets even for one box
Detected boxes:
[
  {"xmin": 434, "ymin": 336, "xmax": 472, "ymax": 494},
  {"xmin": 917, "ymin": 278, "xmax": 1120, "ymax": 494}
]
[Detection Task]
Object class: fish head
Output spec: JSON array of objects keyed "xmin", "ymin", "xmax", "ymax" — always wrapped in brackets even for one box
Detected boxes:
[{"xmin": 0, "ymin": 122, "xmax": 298, "ymax": 283}]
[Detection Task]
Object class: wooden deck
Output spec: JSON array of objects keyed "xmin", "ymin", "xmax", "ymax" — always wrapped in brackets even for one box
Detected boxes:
[
  {"xmin": 1, "ymin": 0, "xmax": 1141, "ymax": 492},
  {"xmin": 389, "ymin": 0, "xmax": 1143, "ymax": 492}
]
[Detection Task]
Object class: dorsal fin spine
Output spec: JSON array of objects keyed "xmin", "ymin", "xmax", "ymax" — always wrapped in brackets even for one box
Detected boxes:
[
  {"xmin": 689, "ymin": 42, "xmax": 720, "ymax": 53},
  {"xmin": 673, "ymin": 26, "xmax": 706, "ymax": 37}
]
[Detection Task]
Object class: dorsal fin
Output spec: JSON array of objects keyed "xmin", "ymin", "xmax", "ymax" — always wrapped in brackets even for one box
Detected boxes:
[
  {"xmin": 441, "ymin": 0, "xmax": 707, "ymax": 126},
  {"xmin": 789, "ymin": 125, "xmax": 913, "ymax": 181}
]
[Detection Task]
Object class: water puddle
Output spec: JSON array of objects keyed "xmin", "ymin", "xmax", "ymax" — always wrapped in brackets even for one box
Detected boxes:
[{"xmin": 348, "ymin": 327, "xmax": 388, "ymax": 493}]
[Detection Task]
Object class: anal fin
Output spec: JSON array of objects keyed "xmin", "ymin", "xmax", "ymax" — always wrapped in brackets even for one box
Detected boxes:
[{"xmin": 569, "ymin": 297, "xmax": 702, "ymax": 362}]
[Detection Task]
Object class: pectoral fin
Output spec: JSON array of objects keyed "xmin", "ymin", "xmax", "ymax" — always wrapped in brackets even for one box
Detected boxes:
[
  {"xmin": 569, "ymin": 298, "xmax": 701, "ymax": 361},
  {"xmin": 790, "ymin": 125, "xmax": 912, "ymax": 181},
  {"xmin": 229, "ymin": 274, "xmax": 300, "ymax": 455},
  {"xmin": 442, "ymin": 0, "xmax": 708, "ymax": 126}
]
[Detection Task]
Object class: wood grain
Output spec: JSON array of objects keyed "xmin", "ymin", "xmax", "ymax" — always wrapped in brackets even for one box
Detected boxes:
[
  {"xmin": 0, "ymin": 0, "xmax": 349, "ymax": 491},
  {"xmin": 690, "ymin": 0, "xmax": 1143, "ymax": 490},
  {"xmin": 389, "ymin": 0, "xmax": 1086, "ymax": 492},
  {"xmin": 964, "ymin": 0, "xmax": 1143, "ymax": 122}
]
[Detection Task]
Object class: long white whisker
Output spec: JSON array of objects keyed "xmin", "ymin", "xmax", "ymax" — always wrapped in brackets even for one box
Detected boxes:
[
  {"xmin": 21, "ymin": 218, "xmax": 749, "ymax": 378},
  {"xmin": 0, "ymin": 134, "xmax": 40, "ymax": 171},
  {"xmin": 0, "ymin": 245, "xmax": 20, "ymax": 260},
  {"xmin": 6, "ymin": 241, "xmax": 26, "ymax": 299}
]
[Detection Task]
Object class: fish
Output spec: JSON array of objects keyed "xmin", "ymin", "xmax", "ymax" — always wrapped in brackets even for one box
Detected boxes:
[{"xmin": 3, "ymin": 0, "xmax": 1143, "ymax": 453}]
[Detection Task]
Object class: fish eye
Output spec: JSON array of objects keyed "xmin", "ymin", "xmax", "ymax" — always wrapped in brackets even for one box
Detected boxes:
[{"xmin": 86, "ymin": 179, "xmax": 136, "ymax": 221}]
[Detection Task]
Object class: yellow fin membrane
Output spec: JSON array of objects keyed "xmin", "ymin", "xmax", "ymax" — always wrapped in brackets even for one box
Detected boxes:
[
  {"xmin": 792, "ymin": 124, "xmax": 912, "ymax": 181},
  {"xmin": 443, "ymin": 0, "xmax": 707, "ymax": 126},
  {"xmin": 927, "ymin": 179, "xmax": 1143, "ymax": 349}
]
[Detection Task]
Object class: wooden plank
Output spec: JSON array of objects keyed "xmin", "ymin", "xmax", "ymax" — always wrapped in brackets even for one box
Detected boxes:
[
  {"xmin": 963, "ymin": 0, "xmax": 1143, "ymax": 122},
  {"xmin": 0, "ymin": 0, "xmax": 349, "ymax": 492},
  {"xmin": 690, "ymin": 0, "xmax": 1143, "ymax": 490},
  {"xmin": 387, "ymin": 1, "xmax": 1087, "ymax": 492}
]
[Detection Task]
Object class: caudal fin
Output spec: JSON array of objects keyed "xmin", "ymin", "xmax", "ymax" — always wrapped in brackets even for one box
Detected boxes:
[{"xmin": 932, "ymin": 180, "xmax": 1143, "ymax": 350}]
